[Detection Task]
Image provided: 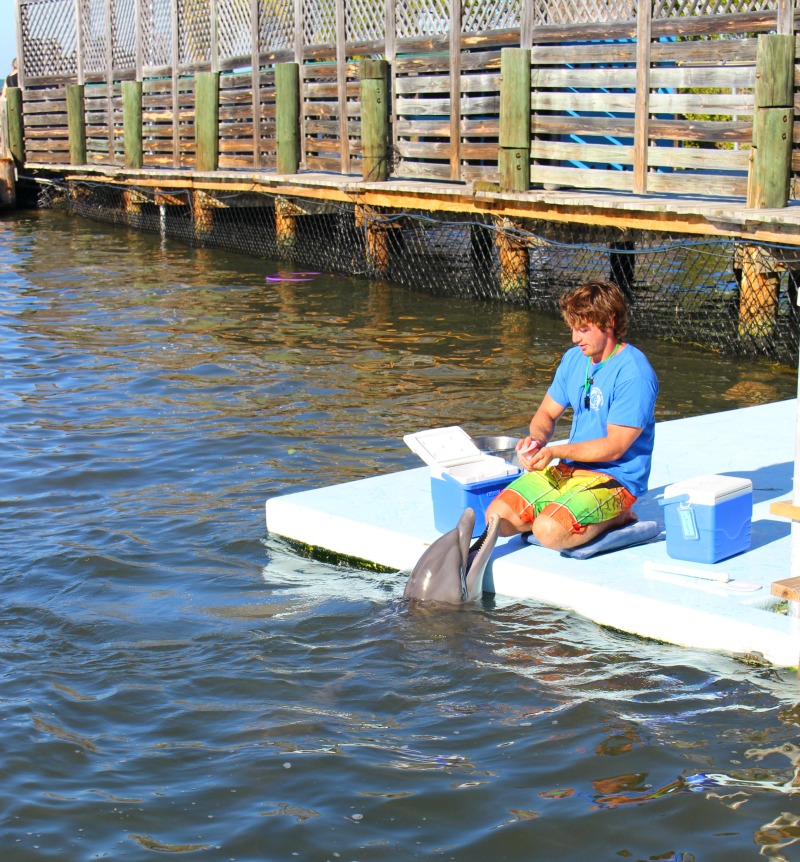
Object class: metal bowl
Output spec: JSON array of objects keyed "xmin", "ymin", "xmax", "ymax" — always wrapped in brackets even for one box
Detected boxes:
[{"xmin": 471, "ymin": 435, "xmax": 520, "ymax": 463}]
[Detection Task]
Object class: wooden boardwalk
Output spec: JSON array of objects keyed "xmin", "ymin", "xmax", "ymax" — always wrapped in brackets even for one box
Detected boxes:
[{"xmin": 41, "ymin": 163, "xmax": 800, "ymax": 246}]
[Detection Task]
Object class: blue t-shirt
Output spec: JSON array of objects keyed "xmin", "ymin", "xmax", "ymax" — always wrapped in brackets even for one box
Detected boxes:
[{"xmin": 547, "ymin": 344, "xmax": 658, "ymax": 497}]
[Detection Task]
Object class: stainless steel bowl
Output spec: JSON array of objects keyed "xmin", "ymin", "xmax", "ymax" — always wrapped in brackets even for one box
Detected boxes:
[{"xmin": 471, "ymin": 435, "xmax": 520, "ymax": 463}]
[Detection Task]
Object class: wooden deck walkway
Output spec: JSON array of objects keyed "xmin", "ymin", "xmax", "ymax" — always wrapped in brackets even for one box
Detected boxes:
[{"xmin": 34, "ymin": 163, "xmax": 800, "ymax": 246}]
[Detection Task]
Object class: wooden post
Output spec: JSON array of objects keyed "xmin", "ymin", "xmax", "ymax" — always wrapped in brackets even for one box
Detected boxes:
[
  {"xmin": 495, "ymin": 217, "xmax": 529, "ymax": 295},
  {"xmin": 192, "ymin": 189, "xmax": 216, "ymax": 241},
  {"xmin": 195, "ymin": 71, "xmax": 220, "ymax": 172},
  {"xmin": 738, "ymin": 244, "xmax": 780, "ymax": 340},
  {"xmin": 747, "ymin": 34, "xmax": 794, "ymax": 209},
  {"xmin": 66, "ymin": 84, "xmax": 87, "ymax": 166},
  {"xmin": 275, "ymin": 196, "xmax": 301, "ymax": 255},
  {"xmin": 360, "ymin": 59, "xmax": 389, "ymax": 182},
  {"xmin": 122, "ymin": 81, "xmax": 143, "ymax": 169},
  {"xmin": 275, "ymin": 63, "xmax": 300, "ymax": 175},
  {"xmin": 499, "ymin": 48, "xmax": 531, "ymax": 192},
  {"xmin": 610, "ymin": 237, "xmax": 635, "ymax": 300},
  {"xmin": 632, "ymin": 0, "xmax": 652, "ymax": 194},
  {"xmin": 122, "ymin": 187, "xmax": 147, "ymax": 225},
  {"xmin": 355, "ymin": 204, "xmax": 392, "ymax": 275},
  {"xmin": 5, "ymin": 87, "xmax": 24, "ymax": 166},
  {"xmin": 0, "ymin": 158, "xmax": 15, "ymax": 208}
]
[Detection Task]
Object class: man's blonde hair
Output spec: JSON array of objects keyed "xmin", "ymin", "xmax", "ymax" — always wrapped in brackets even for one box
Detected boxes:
[{"xmin": 558, "ymin": 280, "xmax": 629, "ymax": 341}]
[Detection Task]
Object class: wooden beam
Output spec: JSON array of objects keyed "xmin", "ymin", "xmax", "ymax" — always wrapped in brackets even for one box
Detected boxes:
[
  {"xmin": 360, "ymin": 59, "xmax": 390, "ymax": 182},
  {"xmin": 195, "ymin": 71, "xmax": 220, "ymax": 172},
  {"xmin": 770, "ymin": 499, "xmax": 800, "ymax": 521},
  {"xmin": 276, "ymin": 63, "xmax": 300, "ymax": 174},
  {"xmin": 66, "ymin": 84, "xmax": 87, "ymax": 165},
  {"xmin": 633, "ymin": 0, "xmax": 652, "ymax": 194},
  {"xmin": 747, "ymin": 34, "xmax": 794, "ymax": 209},
  {"xmin": 5, "ymin": 87, "xmax": 24, "ymax": 166},
  {"xmin": 122, "ymin": 80, "xmax": 143, "ymax": 169},
  {"xmin": 499, "ymin": 48, "xmax": 530, "ymax": 192}
]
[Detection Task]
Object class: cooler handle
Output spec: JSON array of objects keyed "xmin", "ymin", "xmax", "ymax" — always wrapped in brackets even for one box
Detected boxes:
[{"xmin": 657, "ymin": 493, "xmax": 690, "ymax": 507}]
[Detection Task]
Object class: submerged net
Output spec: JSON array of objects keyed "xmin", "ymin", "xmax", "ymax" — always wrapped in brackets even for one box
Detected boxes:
[{"xmin": 27, "ymin": 176, "xmax": 800, "ymax": 366}]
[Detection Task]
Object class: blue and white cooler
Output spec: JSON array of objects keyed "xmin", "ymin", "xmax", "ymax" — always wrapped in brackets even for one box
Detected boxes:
[
  {"xmin": 404, "ymin": 426, "xmax": 521, "ymax": 537},
  {"xmin": 660, "ymin": 474, "xmax": 753, "ymax": 563}
]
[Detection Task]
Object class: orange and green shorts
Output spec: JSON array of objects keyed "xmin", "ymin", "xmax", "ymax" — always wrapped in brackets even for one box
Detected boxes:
[{"xmin": 494, "ymin": 462, "xmax": 636, "ymax": 534}]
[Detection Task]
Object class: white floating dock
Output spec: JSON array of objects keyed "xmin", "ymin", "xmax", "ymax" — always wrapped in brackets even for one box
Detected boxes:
[{"xmin": 266, "ymin": 400, "xmax": 800, "ymax": 668}]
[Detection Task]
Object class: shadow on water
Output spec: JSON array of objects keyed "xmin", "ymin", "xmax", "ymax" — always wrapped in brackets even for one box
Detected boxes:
[{"xmin": 3, "ymin": 209, "xmax": 800, "ymax": 861}]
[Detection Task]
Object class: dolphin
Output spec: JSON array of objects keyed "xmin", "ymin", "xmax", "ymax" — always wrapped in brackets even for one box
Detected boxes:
[{"xmin": 403, "ymin": 508, "xmax": 500, "ymax": 603}]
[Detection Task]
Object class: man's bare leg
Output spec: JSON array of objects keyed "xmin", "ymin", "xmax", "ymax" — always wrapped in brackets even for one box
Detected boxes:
[{"xmin": 532, "ymin": 508, "xmax": 637, "ymax": 551}]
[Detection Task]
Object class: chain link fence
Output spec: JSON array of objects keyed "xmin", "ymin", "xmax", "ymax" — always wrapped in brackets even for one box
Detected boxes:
[{"xmin": 28, "ymin": 175, "xmax": 800, "ymax": 367}]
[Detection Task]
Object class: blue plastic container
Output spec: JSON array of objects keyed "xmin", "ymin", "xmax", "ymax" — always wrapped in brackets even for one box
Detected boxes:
[
  {"xmin": 660, "ymin": 474, "xmax": 753, "ymax": 563},
  {"xmin": 431, "ymin": 469, "xmax": 520, "ymax": 537}
]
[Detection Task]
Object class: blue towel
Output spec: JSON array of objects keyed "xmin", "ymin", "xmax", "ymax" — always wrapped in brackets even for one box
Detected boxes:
[{"xmin": 524, "ymin": 520, "xmax": 662, "ymax": 559}]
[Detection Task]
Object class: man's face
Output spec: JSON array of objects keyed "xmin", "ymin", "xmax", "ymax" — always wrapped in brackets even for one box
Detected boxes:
[{"xmin": 569, "ymin": 320, "xmax": 614, "ymax": 361}]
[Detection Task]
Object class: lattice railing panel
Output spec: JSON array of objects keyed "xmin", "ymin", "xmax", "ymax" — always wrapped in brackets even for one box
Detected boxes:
[
  {"xmin": 653, "ymin": 0, "xmax": 775, "ymax": 15},
  {"xmin": 259, "ymin": 0, "xmax": 294, "ymax": 51},
  {"xmin": 218, "ymin": 0, "xmax": 252, "ymax": 62},
  {"xmin": 142, "ymin": 0, "xmax": 173, "ymax": 67},
  {"xmin": 462, "ymin": 0, "xmax": 519, "ymax": 34},
  {"xmin": 303, "ymin": 0, "xmax": 336, "ymax": 45},
  {"xmin": 533, "ymin": 0, "xmax": 635, "ymax": 25},
  {"xmin": 395, "ymin": 0, "xmax": 449, "ymax": 38},
  {"xmin": 346, "ymin": 0, "xmax": 384, "ymax": 42},
  {"xmin": 112, "ymin": 0, "xmax": 137, "ymax": 69},
  {"xmin": 178, "ymin": 0, "xmax": 212, "ymax": 66},
  {"xmin": 21, "ymin": 0, "xmax": 79, "ymax": 78},
  {"xmin": 80, "ymin": 0, "xmax": 107, "ymax": 75}
]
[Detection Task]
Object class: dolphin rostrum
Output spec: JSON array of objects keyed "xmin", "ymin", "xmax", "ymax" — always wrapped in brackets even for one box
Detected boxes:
[{"xmin": 403, "ymin": 508, "xmax": 500, "ymax": 603}]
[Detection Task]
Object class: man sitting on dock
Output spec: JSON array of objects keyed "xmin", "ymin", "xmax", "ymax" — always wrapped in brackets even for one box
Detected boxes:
[{"xmin": 485, "ymin": 279, "xmax": 659, "ymax": 552}]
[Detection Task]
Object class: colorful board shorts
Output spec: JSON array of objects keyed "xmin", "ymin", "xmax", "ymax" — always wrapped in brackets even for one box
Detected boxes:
[{"xmin": 493, "ymin": 462, "xmax": 636, "ymax": 534}]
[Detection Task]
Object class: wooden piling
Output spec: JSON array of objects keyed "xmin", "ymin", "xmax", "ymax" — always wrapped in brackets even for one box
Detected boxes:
[
  {"xmin": 5, "ymin": 87, "xmax": 24, "ymax": 166},
  {"xmin": 122, "ymin": 81, "xmax": 143, "ymax": 170},
  {"xmin": 496, "ymin": 217, "xmax": 530, "ymax": 295},
  {"xmin": 499, "ymin": 48, "xmax": 531, "ymax": 193},
  {"xmin": 0, "ymin": 158, "xmax": 15, "ymax": 207},
  {"xmin": 66, "ymin": 84, "xmax": 87, "ymax": 166},
  {"xmin": 195, "ymin": 71, "xmax": 220, "ymax": 172},
  {"xmin": 747, "ymin": 34, "xmax": 795, "ymax": 209},
  {"xmin": 360, "ymin": 59, "xmax": 390, "ymax": 183},
  {"xmin": 738, "ymin": 244, "xmax": 780, "ymax": 340},
  {"xmin": 275, "ymin": 63, "xmax": 300, "ymax": 175},
  {"xmin": 192, "ymin": 188, "xmax": 216, "ymax": 240},
  {"xmin": 275, "ymin": 195, "xmax": 302, "ymax": 255}
]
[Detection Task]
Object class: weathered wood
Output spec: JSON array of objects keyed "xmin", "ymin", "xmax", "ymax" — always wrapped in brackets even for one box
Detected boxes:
[
  {"xmin": 6, "ymin": 87, "xmax": 24, "ymax": 165},
  {"xmin": 633, "ymin": 0, "xmax": 652, "ymax": 193},
  {"xmin": 122, "ymin": 81, "xmax": 143, "ymax": 169},
  {"xmin": 0, "ymin": 157, "xmax": 15, "ymax": 207},
  {"xmin": 276, "ymin": 63, "xmax": 300, "ymax": 174},
  {"xmin": 496, "ymin": 217, "xmax": 529, "ymax": 295},
  {"xmin": 748, "ymin": 34, "xmax": 795, "ymax": 209},
  {"xmin": 499, "ymin": 48, "xmax": 530, "ymax": 192},
  {"xmin": 770, "ymin": 501, "xmax": 800, "ymax": 521},
  {"xmin": 360, "ymin": 59, "xmax": 389, "ymax": 182},
  {"xmin": 738, "ymin": 244, "xmax": 779, "ymax": 339},
  {"xmin": 66, "ymin": 84, "xmax": 87, "ymax": 165},
  {"xmin": 195, "ymin": 71, "xmax": 220, "ymax": 172}
]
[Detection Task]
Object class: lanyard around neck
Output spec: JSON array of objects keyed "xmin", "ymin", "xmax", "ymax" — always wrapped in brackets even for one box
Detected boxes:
[{"xmin": 583, "ymin": 342, "xmax": 622, "ymax": 406}]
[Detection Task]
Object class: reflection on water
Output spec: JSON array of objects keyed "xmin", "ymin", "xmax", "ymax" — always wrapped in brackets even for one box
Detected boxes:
[{"xmin": 2, "ymin": 208, "xmax": 800, "ymax": 861}]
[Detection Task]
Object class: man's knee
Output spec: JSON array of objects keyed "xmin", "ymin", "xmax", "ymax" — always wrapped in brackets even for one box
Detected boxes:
[
  {"xmin": 486, "ymin": 498, "xmax": 528, "ymax": 537},
  {"xmin": 531, "ymin": 514, "xmax": 572, "ymax": 550}
]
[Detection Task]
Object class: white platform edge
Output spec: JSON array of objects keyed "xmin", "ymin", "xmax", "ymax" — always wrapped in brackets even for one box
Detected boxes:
[{"xmin": 266, "ymin": 399, "xmax": 800, "ymax": 667}]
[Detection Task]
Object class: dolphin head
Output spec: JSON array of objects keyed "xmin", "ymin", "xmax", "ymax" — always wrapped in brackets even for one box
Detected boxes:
[{"xmin": 403, "ymin": 508, "xmax": 500, "ymax": 604}]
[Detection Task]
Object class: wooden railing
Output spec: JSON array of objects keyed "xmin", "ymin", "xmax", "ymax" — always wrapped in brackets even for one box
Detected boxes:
[{"xmin": 11, "ymin": 0, "xmax": 800, "ymax": 201}]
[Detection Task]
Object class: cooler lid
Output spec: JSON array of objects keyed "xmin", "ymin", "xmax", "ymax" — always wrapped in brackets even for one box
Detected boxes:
[
  {"xmin": 403, "ymin": 426, "xmax": 484, "ymax": 468},
  {"xmin": 663, "ymin": 474, "xmax": 752, "ymax": 506}
]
